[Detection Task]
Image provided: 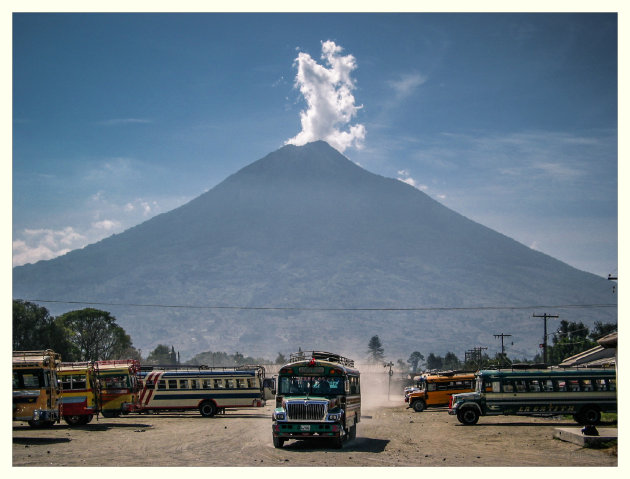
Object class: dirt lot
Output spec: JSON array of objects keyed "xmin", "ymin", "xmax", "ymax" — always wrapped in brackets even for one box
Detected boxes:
[{"xmin": 12, "ymin": 398, "xmax": 617, "ymax": 467}]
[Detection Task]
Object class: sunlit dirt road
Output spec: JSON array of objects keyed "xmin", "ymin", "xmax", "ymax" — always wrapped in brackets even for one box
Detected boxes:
[{"xmin": 12, "ymin": 400, "xmax": 616, "ymax": 467}]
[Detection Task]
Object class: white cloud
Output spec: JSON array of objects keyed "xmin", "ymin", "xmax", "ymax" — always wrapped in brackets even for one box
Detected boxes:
[
  {"xmin": 285, "ymin": 40, "xmax": 366, "ymax": 153},
  {"xmin": 14, "ymin": 227, "xmax": 87, "ymax": 266},
  {"xmin": 396, "ymin": 170, "xmax": 428, "ymax": 191},
  {"xmin": 92, "ymin": 219, "xmax": 121, "ymax": 231},
  {"xmin": 388, "ymin": 72, "xmax": 427, "ymax": 99}
]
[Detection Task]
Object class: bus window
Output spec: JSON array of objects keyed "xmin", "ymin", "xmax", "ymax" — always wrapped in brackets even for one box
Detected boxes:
[
  {"xmin": 202, "ymin": 379, "xmax": 212, "ymax": 389},
  {"xmin": 492, "ymin": 381, "xmax": 501, "ymax": 393},
  {"xmin": 437, "ymin": 382, "xmax": 448, "ymax": 391},
  {"xmin": 503, "ymin": 382, "xmax": 514, "ymax": 393},
  {"xmin": 528, "ymin": 380, "xmax": 541, "ymax": 392},
  {"xmin": 236, "ymin": 378, "xmax": 246, "ymax": 388},
  {"xmin": 542, "ymin": 380, "xmax": 554, "ymax": 392},
  {"xmin": 73, "ymin": 375, "xmax": 86, "ymax": 389},
  {"xmin": 567, "ymin": 380, "xmax": 580, "ymax": 392},
  {"xmin": 580, "ymin": 379, "xmax": 593, "ymax": 392},
  {"xmin": 427, "ymin": 383, "xmax": 437, "ymax": 392},
  {"xmin": 555, "ymin": 380, "xmax": 567, "ymax": 392},
  {"xmin": 179, "ymin": 379, "xmax": 188, "ymax": 389},
  {"xmin": 349, "ymin": 376, "xmax": 359, "ymax": 394},
  {"xmin": 61, "ymin": 376, "xmax": 72, "ymax": 389},
  {"xmin": 515, "ymin": 380, "xmax": 527, "ymax": 392},
  {"xmin": 157, "ymin": 380, "xmax": 166, "ymax": 390},
  {"xmin": 247, "ymin": 378, "xmax": 255, "ymax": 388},
  {"xmin": 214, "ymin": 379, "xmax": 224, "ymax": 389},
  {"xmin": 167, "ymin": 379, "xmax": 177, "ymax": 389},
  {"xmin": 608, "ymin": 379, "xmax": 616, "ymax": 391},
  {"xmin": 191, "ymin": 379, "xmax": 199, "ymax": 389},
  {"xmin": 226, "ymin": 379, "xmax": 235, "ymax": 389}
]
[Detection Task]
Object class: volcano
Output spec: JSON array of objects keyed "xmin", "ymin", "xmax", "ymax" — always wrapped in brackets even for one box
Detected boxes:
[{"xmin": 13, "ymin": 141, "xmax": 616, "ymax": 360}]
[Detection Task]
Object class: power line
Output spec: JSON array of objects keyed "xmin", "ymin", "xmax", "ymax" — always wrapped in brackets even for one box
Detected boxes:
[{"xmin": 21, "ymin": 298, "xmax": 618, "ymax": 312}]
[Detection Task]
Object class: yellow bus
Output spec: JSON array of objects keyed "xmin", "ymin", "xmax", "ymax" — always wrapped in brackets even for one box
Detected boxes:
[
  {"xmin": 59, "ymin": 362, "xmax": 99, "ymax": 425},
  {"xmin": 95, "ymin": 359, "xmax": 140, "ymax": 417},
  {"xmin": 13, "ymin": 350, "xmax": 62, "ymax": 427},
  {"xmin": 406, "ymin": 371, "xmax": 475, "ymax": 412}
]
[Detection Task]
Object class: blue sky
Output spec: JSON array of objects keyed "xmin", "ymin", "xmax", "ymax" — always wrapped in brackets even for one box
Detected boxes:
[{"xmin": 12, "ymin": 12, "xmax": 619, "ymax": 277}]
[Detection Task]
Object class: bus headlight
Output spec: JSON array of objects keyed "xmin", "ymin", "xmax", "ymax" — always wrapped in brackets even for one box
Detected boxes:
[
  {"xmin": 327, "ymin": 413, "xmax": 341, "ymax": 421},
  {"xmin": 273, "ymin": 410, "xmax": 286, "ymax": 421}
]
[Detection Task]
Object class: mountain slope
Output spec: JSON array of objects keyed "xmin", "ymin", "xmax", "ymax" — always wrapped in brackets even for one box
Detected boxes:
[{"xmin": 13, "ymin": 141, "xmax": 616, "ymax": 360}]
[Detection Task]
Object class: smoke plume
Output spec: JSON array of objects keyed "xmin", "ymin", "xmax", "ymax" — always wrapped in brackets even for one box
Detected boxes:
[{"xmin": 285, "ymin": 41, "xmax": 366, "ymax": 153}]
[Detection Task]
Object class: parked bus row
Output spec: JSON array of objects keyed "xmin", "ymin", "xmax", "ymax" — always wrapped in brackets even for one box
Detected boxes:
[
  {"xmin": 12, "ymin": 350, "xmax": 270, "ymax": 428},
  {"xmin": 448, "ymin": 367, "xmax": 617, "ymax": 425}
]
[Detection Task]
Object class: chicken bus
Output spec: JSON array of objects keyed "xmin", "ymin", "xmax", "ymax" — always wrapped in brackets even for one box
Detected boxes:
[
  {"xmin": 135, "ymin": 365, "xmax": 266, "ymax": 417},
  {"xmin": 449, "ymin": 367, "xmax": 617, "ymax": 425},
  {"xmin": 95, "ymin": 359, "xmax": 141, "ymax": 417},
  {"xmin": 272, "ymin": 351, "xmax": 361, "ymax": 449},
  {"xmin": 13, "ymin": 350, "xmax": 62, "ymax": 427},
  {"xmin": 59, "ymin": 362, "xmax": 99, "ymax": 425},
  {"xmin": 405, "ymin": 371, "xmax": 475, "ymax": 412}
]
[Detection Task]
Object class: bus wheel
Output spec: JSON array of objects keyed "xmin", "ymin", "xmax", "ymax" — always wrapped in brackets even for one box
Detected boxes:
[
  {"xmin": 28, "ymin": 420, "xmax": 55, "ymax": 428},
  {"xmin": 332, "ymin": 435, "xmax": 344, "ymax": 449},
  {"xmin": 412, "ymin": 400, "xmax": 426, "ymax": 412},
  {"xmin": 457, "ymin": 408, "xmax": 479, "ymax": 425},
  {"xmin": 349, "ymin": 424, "xmax": 357, "ymax": 440},
  {"xmin": 100, "ymin": 410, "xmax": 120, "ymax": 418},
  {"xmin": 64, "ymin": 415, "xmax": 83, "ymax": 426},
  {"xmin": 199, "ymin": 401, "xmax": 217, "ymax": 417},
  {"xmin": 576, "ymin": 406, "xmax": 601, "ymax": 425},
  {"xmin": 82, "ymin": 415, "xmax": 94, "ymax": 425},
  {"xmin": 273, "ymin": 436, "xmax": 284, "ymax": 448}
]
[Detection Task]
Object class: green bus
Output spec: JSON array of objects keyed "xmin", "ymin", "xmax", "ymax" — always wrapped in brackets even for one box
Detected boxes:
[
  {"xmin": 272, "ymin": 351, "xmax": 360, "ymax": 449},
  {"xmin": 449, "ymin": 367, "xmax": 616, "ymax": 426}
]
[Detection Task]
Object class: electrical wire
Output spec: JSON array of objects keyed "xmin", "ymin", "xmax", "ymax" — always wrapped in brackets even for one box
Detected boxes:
[{"xmin": 21, "ymin": 298, "xmax": 618, "ymax": 312}]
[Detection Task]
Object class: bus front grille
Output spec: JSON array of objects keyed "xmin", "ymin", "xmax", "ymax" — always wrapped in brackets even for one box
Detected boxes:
[{"xmin": 286, "ymin": 402, "xmax": 326, "ymax": 421}]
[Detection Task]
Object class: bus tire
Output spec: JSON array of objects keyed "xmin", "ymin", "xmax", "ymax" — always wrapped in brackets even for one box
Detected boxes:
[
  {"xmin": 349, "ymin": 424, "xmax": 357, "ymax": 440},
  {"xmin": 273, "ymin": 436, "xmax": 284, "ymax": 448},
  {"xmin": 100, "ymin": 410, "xmax": 120, "ymax": 418},
  {"xmin": 412, "ymin": 400, "xmax": 426, "ymax": 412},
  {"xmin": 64, "ymin": 415, "xmax": 84, "ymax": 426},
  {"xmin": 457, "ymin": 407, "xmax": 479, "ymax": 425},
  {"xmin": 332, "ymin": 435, "xmax": 344, "ymax": 449},
  {"xmin": 82, "ymin": 415, "xmax": 93, "ymax": 425},
  {"xmin": 199, "ymin": 401, "xmax": 217, "ymax": 417},
  {"xmin": 576, "ymin": 406, "xmax": 601, "ymax": 425},
  {"xmin": 28, "ymin": 419, "xmax": 55, "ymax": 428}
]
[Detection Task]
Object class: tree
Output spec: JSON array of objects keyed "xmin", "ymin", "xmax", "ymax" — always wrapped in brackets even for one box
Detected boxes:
[
  {"xmin": 13, "ymin": 300, "xmax": 73, "ymax": 359},
  {"xmin": 426, "ymin": 353, "xmax": 443, "ymax": 371},
  {"xmin": 367, "ymin": 335, "xmax": 385, "ymax": 363},
  {"xmin": 589, "ymin": 321, "xmax": 617, "ymax": 341},
  {"xmin": 146, "ymin": 344, "xmax": 178, "ymax": 365},
  {"xmin": 275, "ymin": 352, "xmax": 287, "ymax": 364},
  {"xmin": 55, "ymin": 308, "xmax": 135, "ymax": 361},
  {"xmin": 443, "ymin": 352, "xmax": 461, "ymax": 370},
  {"xmin": 407, "ymin": 351, "xmax": 425, "ymax": 373}
]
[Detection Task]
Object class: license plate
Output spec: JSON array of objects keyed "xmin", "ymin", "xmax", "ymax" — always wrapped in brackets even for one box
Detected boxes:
[{"xmin": 300, "ymin": 425, "xmax": 310, "ymax": 431}]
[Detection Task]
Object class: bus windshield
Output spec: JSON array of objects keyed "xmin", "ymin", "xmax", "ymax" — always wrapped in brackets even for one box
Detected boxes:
[{"xmin": 278, "ymin": 376, "xmax": 344, "ymax": 396}]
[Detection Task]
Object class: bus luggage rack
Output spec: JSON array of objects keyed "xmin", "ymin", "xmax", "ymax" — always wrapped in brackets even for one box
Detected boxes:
[
  {"xmin": 287, "ymin": 402, "xmax": 327, "ymax": 421},
  {"xmin": 289, "ymin": 351, "xmax": 355, "ymax": 367}
]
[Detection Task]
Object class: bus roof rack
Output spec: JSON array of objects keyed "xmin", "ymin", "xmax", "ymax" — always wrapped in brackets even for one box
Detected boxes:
[
  {"xmin": 140, "ymin": 364, "xmax": 265, "ymax": 373},
  {"xmin": 289, "ymin": 351, "xmax": 355, "ymax": 368}
]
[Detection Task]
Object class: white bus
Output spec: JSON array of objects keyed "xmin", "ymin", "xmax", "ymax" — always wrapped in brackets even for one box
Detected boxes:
[{"xmin": 136, "ymin": 365, "xmax": 266, "ymax": 417}]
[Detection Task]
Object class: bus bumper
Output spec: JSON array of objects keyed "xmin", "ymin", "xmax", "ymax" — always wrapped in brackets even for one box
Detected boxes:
[{"xmin": 272, "ymin": 422, "xmax": 341, "ymax": 438}]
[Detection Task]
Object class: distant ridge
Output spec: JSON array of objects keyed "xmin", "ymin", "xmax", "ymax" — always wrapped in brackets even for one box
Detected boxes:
[{"xmin": 13, "ymin": 141, "xmax": 616, "ymax": 360}]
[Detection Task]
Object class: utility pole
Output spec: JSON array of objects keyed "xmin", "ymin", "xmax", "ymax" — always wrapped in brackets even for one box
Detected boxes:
[
  {"xmin": 384, "ymin": 361, "xmax": 394, "ymax": 401},
  {"xmin": 493, "ymin": 333, "xmax": 512, "ymax": 366},
  {"xmin": 533, "ymin": 313, "xmax": 559, "ymax": 364}
]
